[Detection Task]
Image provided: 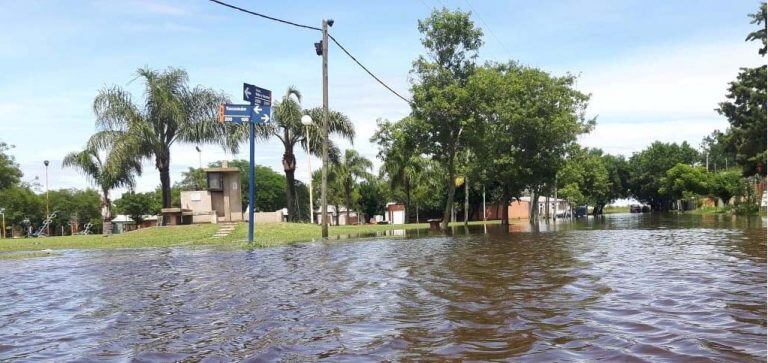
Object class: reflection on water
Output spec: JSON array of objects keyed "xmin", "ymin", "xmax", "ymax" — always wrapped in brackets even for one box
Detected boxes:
[{"xmin": 0, "ymin": 214, "xmax": 765, "ymax": 361}]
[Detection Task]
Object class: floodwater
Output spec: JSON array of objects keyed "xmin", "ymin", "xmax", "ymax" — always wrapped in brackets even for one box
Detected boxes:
[{"xmin": 0, "ymin": 214, "xmax": 765, "ymax": 361}]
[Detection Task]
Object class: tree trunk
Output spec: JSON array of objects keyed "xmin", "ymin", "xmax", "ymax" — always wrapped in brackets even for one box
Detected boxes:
[
  {"xmin": 464, "ymin": 175, "xmax": 469, "ymax": 225},
  {"xmin": 441, "ymin": 157, "xmax": 457, "ymax": 230},
  {"xmin": 101, "ymin": 190, "xmax": 112, "ymax": 235},
  {"xmin": 156, "ymin": 149, "xmax": 172, "ymax": 209},
  {"xmin": 282, "ymin": 142, "xmax": 297, "ymax": 221},
  {"xmin": 529, "ymin": 188, "xmax": 540, "ymax": 223},
  {"xmin": 501, "ymin": 188, "xmax": 510, "ymax": 225},
  {"xmin": 344, "ymin": 184, "xmax": 351, "ymax": 224}
]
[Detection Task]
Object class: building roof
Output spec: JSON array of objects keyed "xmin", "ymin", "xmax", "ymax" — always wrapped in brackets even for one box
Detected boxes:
[{"xmin": 111, "ymin": 214, "xmax": 159, "ymax": 223}]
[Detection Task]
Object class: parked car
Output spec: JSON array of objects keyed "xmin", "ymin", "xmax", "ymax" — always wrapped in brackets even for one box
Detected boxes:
[{"xmin": 630, "ymin": 204, "xmax": 642, "ymax": 213}]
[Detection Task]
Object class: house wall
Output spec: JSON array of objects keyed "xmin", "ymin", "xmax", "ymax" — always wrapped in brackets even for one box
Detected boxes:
[{"xmin": 508, "ymin": 200, "xmax": 530, "ymax": 219}]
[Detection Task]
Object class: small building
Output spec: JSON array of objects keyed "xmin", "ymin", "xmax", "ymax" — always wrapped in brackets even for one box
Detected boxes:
[
  {"xmin": 111, "ymin": 214, "xmax": 158, "ymax": 234},
  {"xmin": 178, "ymin": 162, "xmax": 243, "ymax": 224},
  {"xmin": 315, "ymin": 206, "xmax": 363, "ymax": 225},
  {"xmin": 385, "ymin": 203, "xmax": 406, "ymax": 224}
]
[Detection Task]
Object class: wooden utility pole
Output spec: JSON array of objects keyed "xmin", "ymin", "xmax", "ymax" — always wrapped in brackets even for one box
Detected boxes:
[
  {"xmin": 320, "ymin": 19, "xmax": 330, "ymax": 238},
  {"xmin": 464, "ymin": 175, "xmax": 469, "ymax": 225}
]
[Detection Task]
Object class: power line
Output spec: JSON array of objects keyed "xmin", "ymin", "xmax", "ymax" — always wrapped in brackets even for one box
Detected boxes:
[
  {"xmin": 207, "ymin": 0, "xmax": 412, "ymax": 106},
  {"xmin": 462, "ymin": 0, "xmax": 514, "ymax": 60}
]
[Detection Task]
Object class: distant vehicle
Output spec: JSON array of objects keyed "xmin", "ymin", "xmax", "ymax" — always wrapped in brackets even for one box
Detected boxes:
[
  {"xmin": 574, "ymin": 206, "xmax": 588, "ymax": 218},
  {"xmin": 630, "ymin": 204, "xmax": 642, "ymax": 213}
]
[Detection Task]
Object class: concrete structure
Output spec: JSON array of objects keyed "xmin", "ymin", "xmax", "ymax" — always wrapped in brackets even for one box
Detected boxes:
[
  {"xmin": 385, "ymin": 203, "xmax": 406, "ymax": 224},
  {"xmin": 177, "ymin": 163, "xmax": 243, "ymax": 224},
  {"xmin": 111, "ymin": 214, "xmax": 158, "ymax": 234},
  {"xmin": 315, "ymin": 206, "xmax": 363, "ymax": 225}
]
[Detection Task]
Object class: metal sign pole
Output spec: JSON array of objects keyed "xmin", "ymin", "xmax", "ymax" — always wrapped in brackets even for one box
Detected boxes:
[{"xmin": 248, "ymin": 100, "xmax": 256, "ymax": 243}]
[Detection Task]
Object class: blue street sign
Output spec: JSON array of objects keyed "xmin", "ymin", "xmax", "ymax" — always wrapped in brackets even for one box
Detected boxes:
[
  {"xmin": 218, "ymin": 104, "xmax": 271, "ymax": 124},
  {"xmin": 243, "ymin": 83, "xmax": 272, "ymax": 107}
]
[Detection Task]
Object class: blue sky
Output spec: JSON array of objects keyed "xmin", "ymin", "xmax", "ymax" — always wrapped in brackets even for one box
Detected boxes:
[{"xmin": 0, "ymin": 0, "xmax": 764, "ymax": 195}]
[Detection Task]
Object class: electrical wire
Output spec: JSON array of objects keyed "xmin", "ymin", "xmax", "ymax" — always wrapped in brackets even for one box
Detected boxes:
[{"xmin": 207, "ymin": 0, "xmax": 412, "ymax": 106}]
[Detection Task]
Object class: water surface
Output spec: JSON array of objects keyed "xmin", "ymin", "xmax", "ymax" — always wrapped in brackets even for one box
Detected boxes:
[{"xmin": 1, "ymin": 214, "xmax": 765, "ymax": 361}]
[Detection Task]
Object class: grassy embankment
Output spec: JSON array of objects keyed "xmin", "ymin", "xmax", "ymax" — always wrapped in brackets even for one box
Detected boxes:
[
  {"xmin": 0, "ymin": 220, "xmax": 502, "ymax": 255},
  {"xmin": 603, "ymin": 206, "xmax": 628, "ymax": 214}
]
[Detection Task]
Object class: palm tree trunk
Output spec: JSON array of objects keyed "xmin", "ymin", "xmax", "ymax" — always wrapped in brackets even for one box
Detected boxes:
[
  {"xmin": 156, "ymin": 149, "xmax": 172, "ymax": 209},
  {"xmin": 283, "ymin": 145, "xmax": 298, "ymax": 222},
  {"xmin": 101, "ymin": 189, "xmax": 112, "ymax": 235}
]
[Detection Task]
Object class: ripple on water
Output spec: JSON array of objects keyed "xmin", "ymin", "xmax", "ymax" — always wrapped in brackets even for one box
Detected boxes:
[{"xmin": 0, "ymin": 214, "xmax": 765, "ymax": 361}]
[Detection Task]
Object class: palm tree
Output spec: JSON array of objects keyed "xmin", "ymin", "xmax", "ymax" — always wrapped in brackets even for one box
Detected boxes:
[
  {"xmin": 256, "ymin": 86, "xmax": 354, "ymax": 221},
  {"xmin": 89, "ymin": 67, "xmax": 243, "ymax": 210},
  {"xmin": 63, "ymin": 141, "xmax": 142, "ymax": 235},
  {"xmin": 334, "ymin": 149, "xmax": 373, "ymax": 222}
]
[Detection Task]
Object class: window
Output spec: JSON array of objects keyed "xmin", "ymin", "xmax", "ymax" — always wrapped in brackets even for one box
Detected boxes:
[{"xmin": 207, "ymin": 172, "xmax": 223, "ymax": 191}]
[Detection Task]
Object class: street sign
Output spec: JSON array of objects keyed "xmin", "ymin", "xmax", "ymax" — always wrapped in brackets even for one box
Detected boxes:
[
  {"xmin": 218, "ymin": 104, "xmax": 271, "ymax": 124},
  {"xmin": 243, "ymin": 83, "xmax": 272, "ymax": 106}
]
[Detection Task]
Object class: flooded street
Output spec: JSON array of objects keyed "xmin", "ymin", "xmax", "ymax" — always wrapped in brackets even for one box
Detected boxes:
[{"xmin": 1, "ymin": 214, "xmax": 765, "ymax": 361}]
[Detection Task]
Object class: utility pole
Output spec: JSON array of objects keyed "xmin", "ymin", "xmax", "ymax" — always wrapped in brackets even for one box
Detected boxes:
[
  {"xmin": 464, "ymin": 175, "xmax": 469, "ymax": 226},
  {"xmin": 320, "ymin": 19, "xmax": 333, "ymax": 238}
]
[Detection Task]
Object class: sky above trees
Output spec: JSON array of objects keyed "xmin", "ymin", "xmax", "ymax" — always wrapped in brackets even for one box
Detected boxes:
[{"xmin": 0, "ymin": 0, "xmax": 763, "ymax": 196}]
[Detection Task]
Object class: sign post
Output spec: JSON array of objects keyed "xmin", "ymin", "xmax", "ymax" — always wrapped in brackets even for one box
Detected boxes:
[{"xmin": 218, "ymin": 84, "xmax": 271, "ymax": 243}]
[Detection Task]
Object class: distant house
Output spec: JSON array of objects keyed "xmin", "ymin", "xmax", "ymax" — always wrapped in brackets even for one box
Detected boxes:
[
  {"xmin": 315, "ymin": 206, "xmax": 363, "ymax": 225},
  {"xmin": 385, "ymin": 203, "xmax": 406, "ymax": 224},
  {"xmin": 472, "ymin": 196, "xmax": 570, "ymax": 221},
  {"xmin": 111, "ymin": 214, "xmax": 158, "ymax": 234}
]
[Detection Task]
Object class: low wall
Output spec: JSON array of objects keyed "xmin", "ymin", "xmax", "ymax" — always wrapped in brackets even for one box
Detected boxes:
[{"xmin": 245, "ymin": 211, "xmax": 282, "ymax": 223}]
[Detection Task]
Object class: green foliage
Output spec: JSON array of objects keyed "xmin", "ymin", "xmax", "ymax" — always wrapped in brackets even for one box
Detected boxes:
[
  {"xmin": 114, "ymin": 191, "xmax": 161, "ymax": 224},
  {"xmin": 175, "ymin": 167, "xmax": 206, "ymax": 191},
  {"xmin": 254, "ymin": 86, "xmax": 355, "ymax": 221},
  {"xmin": 90, "ymin": 67, "xmax": 240, "ymax": 208},
  {"xmin": 558, "ymin": 148, "xmax": 611, "ymax": 207},
  {"xmin": 334, "ymin": 149, "xmax": 373, "ymax": 217},
  {"xmin": 700, "ymin": 130, "xmax": 737, "ymax": 171},
  {"xmin": 0, "ymin": 142, "xmax": 22, "ymax": 190},
  {"xmin": 716, "ymin": 3, "xmax": 767, "ymax": 176},
  {"xmin": 358, "ymin": 180, "xmax": 387, "ymax": 219},
  {"xmin": 628, "ymin": 141, "xmax": 699, "ymax": 209},
  {"xmin": 708, "ymin": 170, "xmax": 742, "ymax": 206},
  {"xmin": 468, "ymin": 62, "xmax": 593, "ymax": 218},
  {"xmin": 410, "ymin": 9, "xmax": 484, "ymax": 226},
  {"xmin": 207, "ymin": 160, "xmax": 289, "ymax": 213},
  {"xmin": 658, "ymin": 164, "xmax": 709, "ymax": 201},
  {"xmin": 49, "ymin": 188, "xmax": 101, "ymax": 232},
  {"xmin": 0, "ymin": 185, "xmax": 44, "ymax": 227}
]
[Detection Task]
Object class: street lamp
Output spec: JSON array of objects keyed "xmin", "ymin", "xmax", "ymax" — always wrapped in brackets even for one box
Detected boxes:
[
  {"xmin": 43, "ymin": 160, "xmax": 50, "ymax": 236},
  {"xmin": 301, "ymin": 114, "xmax": 315, "ymax": 224}
]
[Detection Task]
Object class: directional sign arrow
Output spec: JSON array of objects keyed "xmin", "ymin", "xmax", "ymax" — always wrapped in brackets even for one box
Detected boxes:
[
  {"xmin": 253, "ymin": 105, "xmax": 262, "ymax": 114},
  {"xmin": 244, "ymin": 87, "xmax": 252, "ymax": 100},
  {"xmin": 260, "ymin": 114, "xmax": 270, "ymax": 123}
]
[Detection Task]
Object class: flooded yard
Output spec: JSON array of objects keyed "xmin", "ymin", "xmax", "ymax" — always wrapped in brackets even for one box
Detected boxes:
[{"xmin": 0, "ymin": 214, "xmax": 765, "ymax": 361}]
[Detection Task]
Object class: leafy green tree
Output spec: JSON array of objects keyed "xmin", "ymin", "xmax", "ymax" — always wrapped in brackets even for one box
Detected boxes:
[
  {"xmin": 358, "ymin": 180, "xmax": 387, "ymax": 221},
  {"xmin": 90, "ymin": 67, "xmax": 242, "ymax": 209},
  {"xmin": 49, "ymin": 188, "xmax": 101, "ymax": 235},
  {"xmin": 256, "ymin": 87, "xmax": 354, "ymax": 221},
  {"xmin": 312, "ymin": 168, "xmax": 344, "ymax": 225},
  {"xmin": 410, "ymin": 8, "xmax": 483, "ymax": 229},
  {"xmin": 0, "ymin": 184, "xmax": 44, "ymax": 232},
  {"xmin": 114, "ymin": 191, "xmax": 161, "ymax": 224},
  {"xmin": 708, "ymin": 169, "xmax": 742, "ymax": 206},
  {"xmin": 175, "ymin": 167, "xmax": 206, "ymax": 191},
  {"xmin": 371, "ymin": 117, "xmax": 425, "ymax": 217},
  {"xmin": 658, "ymin": 164, "xmax": 709, "ymax": 206},
  {"xmin": 0, "ymin": 142, "xmax": 21, "ymax": 190},
  {"xmin": 63, "ymin": 140, "xmax": 142, "ymax": 235},
  {"xmin": 628, "ymin": 141, "xmax": 700, "ymax": 210},
  {"xmin": 558, "ymin": 147, "xmax": 611, "ymax": 213},
  {"xmin": 469, "ymin": 63, "xmax": 593, "ymax": 222},
  {"xmin": 700, "ymin": 130, "xmax": 737, "ymax": 171},
  {"xmin": 333, "ymin": 149, "xmax": 373, "ymax": 222},
  {"xmin": 716, "ymin": 3, "xmax": 767, "ymax": 176}
]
